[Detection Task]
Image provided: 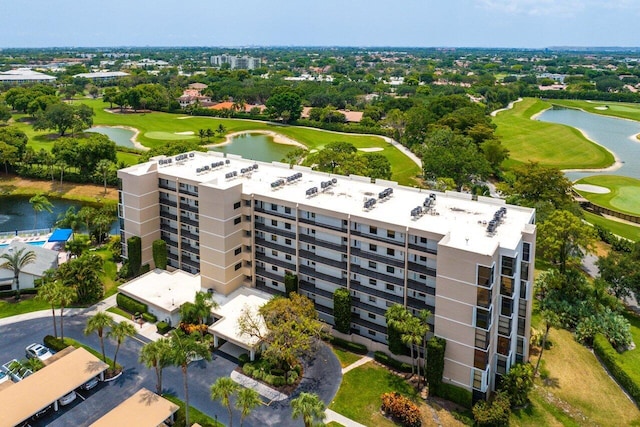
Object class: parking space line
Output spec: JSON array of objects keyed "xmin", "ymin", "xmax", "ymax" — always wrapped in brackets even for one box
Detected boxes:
[{"xmin": 76, "ymin": 391, "xmax": 86, "ymax": 401}]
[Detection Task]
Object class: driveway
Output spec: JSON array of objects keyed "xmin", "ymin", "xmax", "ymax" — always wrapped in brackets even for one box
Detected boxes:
[{"xmin": 0, "ymin": 313, "xmax": 342, "ymax": 427}]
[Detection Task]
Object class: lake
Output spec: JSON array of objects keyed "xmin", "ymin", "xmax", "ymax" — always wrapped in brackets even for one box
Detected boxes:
[
  {"xmin": 536, "ymin": 107, "xmax": 640, "ymax": 181},
  {"xmin": 209, "ymin": 132, "xmax": 298, "ymax": 162},
  {"xmin": 86, "ymin": 126, "xmax": 136, "ymax": 148},
  {"xmin": 0, "ymin": 195, "xmax": 118, "ymax": 234}
]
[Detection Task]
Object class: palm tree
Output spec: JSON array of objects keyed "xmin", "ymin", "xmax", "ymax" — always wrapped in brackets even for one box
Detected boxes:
[
  {"xmin": 210, "ymin": 377, "xmax": 240, "ymax": 427},
  {"xmin": 291, "ymin": 392, "xmax": 326, "ymax": 427},
  {"xmin": 236, "ymin": 387, "xmax": 261, "ymax": 427},
  {"xmin": 55, "ymin": 206, "xmax": 81, "ymax": 238},
  {"xmin": 35, "ymin": 278, "xmax": 62, "ymax": 337},
  {"xmin": 139, "ymin": 338, "xmax": 172, "ymax": 395},
  {"xmin": 216, "ymin": 124, "xmax": 227, "ymax": 136},
  {"xmin": 205, "ymin": 128, "xmax": 214, "ymax": 142},
  {"xmin": 417, "ymin": 309, "xmax": 432, "ymax": 387},
  {"xmin": 535, "ymin": 309, "xmax": 561, "ymax": 376},
  {"xmin": 107, "ymin": 321, "xmax": 137, "ymax": 371},
  {"xmin": 0, "ymin": 247, "xmax": 36, "ymax": 300},
  {"xmin": 198, "ymin": 129, "xmax": 206, "ymax": 143},
  {"xmin": 58, "ymin": 285, "xmax": 76, "ymax": 340},
  {"xmin": 401, "ymin": 316, "xmax": 423, "ymax": 377},
  {"xmin": 168, "ymin": 330, "xmax": 212, "ymax": 427},
  {"xmin": 29, "ymin": 193, "xmax": 53, "ymax": 230},
  {"xmin": 84, "ymin": 312, "xmax": 115, "ymax": 363},
  {"xmin": 95, "ymin": 159, "xmax": 115, "ymax": 195}
]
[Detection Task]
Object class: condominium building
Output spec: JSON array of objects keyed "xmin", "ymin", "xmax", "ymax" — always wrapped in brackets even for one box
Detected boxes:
[
  {"xmin": 210, "ymin": 54, "xmax": 261, "ymax": 70},
  {"xmin": 118, "ymin": 151, "xmax": 536, "ymax": 400}
]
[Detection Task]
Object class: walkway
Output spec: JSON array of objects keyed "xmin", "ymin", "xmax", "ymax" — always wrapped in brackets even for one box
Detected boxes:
[
  {"xmin": 341, "ymin": 355, "xmax": 372, "ymax": 374},
  {"xmin": 325, "ymin": 409, "xmax": 367, "ymax": 427},
  {"xmin": 230, "ymin": 370, "xmax": 288, "ymax": 402}
]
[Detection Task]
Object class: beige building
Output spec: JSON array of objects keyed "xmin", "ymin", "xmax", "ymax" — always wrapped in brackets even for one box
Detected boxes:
[{"xmin": 118, "ymin": 151, "xmax": 535, "ymax": 400}]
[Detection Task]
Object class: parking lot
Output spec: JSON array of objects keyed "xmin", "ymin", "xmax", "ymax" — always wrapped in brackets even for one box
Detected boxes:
[{"xmin": 0, "ymin": 313, "xmax": 341, "ymax": 427}]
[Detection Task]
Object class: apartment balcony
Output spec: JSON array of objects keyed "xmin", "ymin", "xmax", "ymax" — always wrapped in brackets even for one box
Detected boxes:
[
  {"xmin": 350, "ymin": 280, "xmax": 403, "ymax": 304},
  {"xmin": 180, "ymin": 229, "xmax": 199, "ymax": 241},
  {"xmin": 256, "ymin": 280, "xmax": 286, "ymax": 297},
  {"xmin": 350, "ymin": 247, "xmax": 404, "ymax": 268},
  {"xmin": 255, "ymin": 253, "xmax": 296, "ymax": 271},
  {"xmin": 254, "ymin": 222, "xmax": 296, "ymax": 240},
  {"xmin": 407, "ymin": 279, "xmax": 436, "ymax": 295},
  {"xmin": 178, "ymin": 187, "xmax": 199, "ymax": 197},
  {"xmin": 299, "ymin": 234, "xmax": 347, "ymax": 253},
  {"xmin": 159, "ymin": 196, "xmax": 177, "ymax": 208},
  {"xmin": 407, "ymin": 297, "xmax": 435, "ymax": 314},
  {"xmin": 160, "ymin": 224, "xmax": 178, "ymax": 234},
  {"xmin": 180, "ymin": 216, "xmax": 199, "ymax": 227},
  {"xmin": 180, "ymin": 203, "xmax": 199, "ymax": 213},
  {"xmin": 299, "ymin": 265, "xmax": 347, "ymax": 287},
  {"xmin": 350, "ymin": 265, "xmax": 404, "ymax": 286},
  {"xmin": 254, "ymin": 206, "xmax": 296, "ymax": 221},
  {"xmin": 160, "ymin": 211, "xmax": 178, "ymax": 221},
  {"xmin": 351, "ymin": 314, "xmax": 387, "ymax": 334},
  {"xmin": 298, "ymin": 217, "xmax": 347, "ymax": 233},
  {"xmin": 181, "ymin": 257, "xmax": 200, "ymax": 269},
  {"xmin": 408, "ymin": 242, "xmax": 438, "ymax": 255},
  {"xmin": 255, "ymin": 237, "xmax": 296, "ymax": 255},
  {"xmin": 351, "ymin": 298, "xmax": 388, "ymax": 317},
  {"xmin": 407, "ymin": 262, "xmax": 437, "ymax": 277},
  {"xmin": 159, "ymin": 182, "xmax": 176, "ymax": 192},
  {"xmin": 181, "ymin": 243, "xmax": 200, "ymax": 256},
  {"xmin": 299, "ymin": 280, "xmax": 336, "ymax": 300},
  {"xmin": 255, "ymin": 267, "xmax": 284, "ymax": 283},
  {"xmin": 299, "ymin": 250, "xmax": 347, "ymax": 270},
  {"xmin": 350, "ymin": 229, "xmax": 405, "ymax": 246}
]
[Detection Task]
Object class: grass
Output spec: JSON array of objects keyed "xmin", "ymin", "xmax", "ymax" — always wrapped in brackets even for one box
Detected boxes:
[
  {"xmin": 583, "ymin": 210, "xmax": 640, "ymax": 241},
  {"xmin": 92, "ymin": 247, "xmax": 119, "ymax": 297},
  {"xmin": 0, "ymin": 296, "xmax": 49, "ymax": 319},
  {"xmin": 0, "ymin": 174, "xmax": 119, "ymax": 203},
  {"xmin": 575, "ymin": 175, "xmax": 640, "ymax": 215},
  {"xmin": 549, "ymin": 99, "xmax": 640, "ymax": 123},
  {"xmin": 331, "ymin": 346, "xmax": 363, "ymax": 368},
  {"xmin": 107, "ymin": 306, "xmax": 130, "ymax": 319},
  {"xmin": 329, "ymin": 361, "xmax": 420, "ymax": 427},
  {"xmin": 326, "ymin": 422, "xmax": 345, "ymax": 427},
  {"xmin": 163, "ymin": 394, "xmax": 224, "ymax": 427},
  {"xmin": 519, "ymin": 315, "xmax": 640, "ymax": 426},
  {"xmin": 493, "ymin": 98, "xmax": 615, "ymax": 170}
]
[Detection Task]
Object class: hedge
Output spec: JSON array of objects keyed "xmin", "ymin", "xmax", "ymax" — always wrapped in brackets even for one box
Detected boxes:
[
  {"xmin": 152, "ymin": 239, "xmax": 168, "ymax": 270},
  {"xmin": 593, "ymin": 333, "xmax": 640, "ymax": 405},
  {"xmin": 437, "ymin": 383, "xmax": 473, "ymax": 409},
  {"xmin": 142, "ymin": 312, "xmax": 157, "ymax": 323},
  {"xmin": 156, "ymin": 321, "xmax": 172, "ymax": 335},
  {"xmin": 374, "ymin": 351, "xmax": 413, "ymax": 373},
  {"xmin": 284, "ymin": 272, "xmax": 298, "ymax": 295},
  {"xmin": 330, "ymin": 336, "xmax": 368, "ymax": 355},
  {"xmin": 333, "ymin": 288, "xmax": 351, "ymax": 334},
  {"xmin": 116, "ymin": 293, "xmax": 147, "ymax": 315},
  {"xmin": 127, "ymin": 236, "xmax": 141, "ymax": 277},
  {"xmin": 44, "ymin": 335, "xmax": 70, "ymax": 352},
  {"xmin": 426, "ymin": 336, "xmax": 446, "ymax": 395}
]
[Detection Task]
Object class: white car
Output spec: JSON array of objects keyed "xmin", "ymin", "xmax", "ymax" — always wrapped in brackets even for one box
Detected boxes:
[
  {"xmin": 58, "ymin": 391, "xmax": 77, "ymax": 406},
  {"xmin": 25, "ymin": 344, "xmax": 53, "ymax": 361},
  {"xmin": 80, "ymin": 376, "xmax": 99, "ymax": 390}
]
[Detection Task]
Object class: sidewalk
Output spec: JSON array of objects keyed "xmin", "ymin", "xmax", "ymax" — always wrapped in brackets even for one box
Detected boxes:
[
  {"xmin": 324, "ymin": 409, "xmax": 367, "ymax": 427},
  {"xmin": 341, "ymin": 355, "xmax": 372, "ymax": 374},
  {"xmin": 230, "ymin": 370, "xmax": 288, "ymax": 402}
]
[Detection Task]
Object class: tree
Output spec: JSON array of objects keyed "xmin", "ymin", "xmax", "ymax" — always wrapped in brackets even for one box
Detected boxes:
[
  {"xmin": 33, "ymin": 103, "xmax": 94, "ymax": 137},
  {"xmin": 152, "ymin": 239, "xmax": 168, "ymax": 270},
  {"xmin": 127, "ymin": 236, "xmax": 142, "ymax": 277},
  {"xmin": 55, "ymin": 206, "xmax": 81, "ymax": 237},
  {"xmin": 472, "ymin": 391, "xmax": 511, "ymax": 426},
  {"xmin": 282, "ymin": 147, "xmax": 308, "ymax": 168},
  {"xmin": 401, "ymin": 316, "xmax": 423, "ymax": 377},
  {"xmin": 139, "ymin": 338, "xmax": 172, "ymax": 395},
  {"xmin": 290, "ymin": 392, "xmax": 326, "ymax": 427},
  {"xmin": 537, "ymin": 210, "xmax": 597, "ymax": 273},
  {"xmin": 65, "ymin": 235, "xmax": 90, "ymax": 257},
  {"xmin": 596, "ymin": 250, "xmax": 640, "ymax": 300},
  {"xmin": 0, "ymin": 103, "xmax": 11, "ymax": 123},
  {"xmin": 29, "ymin": 194, "xmax": 53, "ymax": 229},
  {"xmin": 198, "ymin": 129, "xmax": 206, "ymax": 143},
  {"xmin": 216, "ymin": 124, "xmax": 226, "ymax": 136},
  {"xmin": 35, "ymin": 277, "xmax": 62, "ymax": 337},
  {"xmin": 107, "ymin": 321, "xmax": 137, "ymax": 370},
  {"xmin": 206, "ymin": 128, "xmax": 215, "ymax": 141},
  {"xmin": 499, "ymin": 162, "xmax": 573, "ymax": 209},
  {"xmin": 180, "ymin": 291, "xmax": 218, "ymax": 326},
  {"xmin": 84, "ymin": 312, "xmax": 115, "ymax": 363},
  {"xmin": 420, "ymin": 128, "xmax": 491, "ymax": 191},
  {"xmin": 534, "ymin": 309, "xmax": 560, "ymax": 377},
  {"xmin": 499, "ymin": 363, "xmax": 534, "ymax": 407},
  {"xmin": 57, "ymin": 285, "xmax": 76, "ymax": 340},
  {"xmin": 426, "ymin": 336, "xmax": 446, "ymax": 395},
  {"xmin": 333, "ymin": 288, "xmax": 351, "ymax": 334},
  {"xmin": 385, "ymin": 304, "xmax": 411, "ymax": 355},
  {"xmin": 363, "ymin": 153, "xmax": 392, "ymax": 180},
  {"xmin": 56, "ymin": 253, "xmax": 104, "ymax": 304},
  {"xmin": 95, "ymin": 159, "xmax": 116, "ymax": 195},
  {"xmin": 168, "ymin": 330, "xmax": 212, "ymax": 427},
  {"xmin": 103, "ymin": 87, "xmax": 118, "ymax": 109},
  {"xmin": 266, "ymin": 90, "xmax": 303, "ymax": 123},
  {"xmin": 210, "ymin": 377, "xmax": 240, "ymax": 427},
  {"xmin": 0, "ymin": 142, "xmax": 19, "ymax": 175},
  {"xmin": 236, "ymin": 387, "xmax": 261, "ymax": 427},
  {"xmin": 0, "ymin": 247, "xmax": 36, "ymax": 300}
]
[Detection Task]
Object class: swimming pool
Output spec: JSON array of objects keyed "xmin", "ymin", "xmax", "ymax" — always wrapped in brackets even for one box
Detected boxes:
[{"xmin": 0, "ymin": 240, "xmax": 47, "ymax": 249}]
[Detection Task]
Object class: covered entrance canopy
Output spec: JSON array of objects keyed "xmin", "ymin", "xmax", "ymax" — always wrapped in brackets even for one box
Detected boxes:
[
  {"xmin": 90, "ymin": 388, "xmax": 178, "ymax": 427},
  {"xmin": 47, "ymin": 228, "xmax": 73, "ymax": 242}
]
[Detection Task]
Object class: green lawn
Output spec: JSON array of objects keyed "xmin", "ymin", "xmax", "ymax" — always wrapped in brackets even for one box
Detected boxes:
[
  {"xmin": 583, "ymin": 211, "xmax": 640, "ymax": 241},
  {"xmin": 329, "ymin": 361, "xmax": 419, "ymax": 427},
  {"xmin": 93, "ymin": 247, "xmax": 119, "ymax": 297},
  {"xmin": 0, "ymin": 296, "xmax": 49, "ymax": 319},
  {"xmin": 575, "ymin": 175, "xmax": 640, "ymax": 215},
  {"xmin": 107, "ymin": 306, "xmax": 130, "ymax": 319},
  {"xmin": 493, "ymin": 98, "xmax": 614, "ymax": 170},
  {"xmin": 331, "ymin": 346, "xmax": 363, "ymax": 368},
  {"xmin": 550, "ymin": 99, "xmax": 640, "ymax": 123},
  {"xmin": 163, "ymin": 395, "xmax": 224, "ymax": 427}
]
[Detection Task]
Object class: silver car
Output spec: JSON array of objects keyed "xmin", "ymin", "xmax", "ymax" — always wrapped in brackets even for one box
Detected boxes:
[{"xmin": 25, "ymin": 344, "xmax": 53, "ymax": 361}]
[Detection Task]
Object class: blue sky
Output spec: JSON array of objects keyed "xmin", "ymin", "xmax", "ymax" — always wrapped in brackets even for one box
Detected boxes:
[{"xmin": 1, "ymin": 0, "xmax": 638, "ymax": 48}]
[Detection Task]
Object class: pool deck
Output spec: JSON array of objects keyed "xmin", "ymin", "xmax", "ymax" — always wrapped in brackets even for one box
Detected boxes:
[{"xmin": 0, "ymin": 233, "xmax": 71, "ymax": 265}]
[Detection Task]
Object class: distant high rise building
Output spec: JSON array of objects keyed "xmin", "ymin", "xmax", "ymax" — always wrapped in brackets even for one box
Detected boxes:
[{"xmin": 210, "ymin": 54, "xmax": 261, "ymax": 70}]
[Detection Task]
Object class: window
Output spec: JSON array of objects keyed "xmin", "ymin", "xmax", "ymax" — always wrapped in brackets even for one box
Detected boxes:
[
  {"xmin": 368, "ymin": 261, "xmax": 377, "ymax": 269},
  {"xmin": 285, "ymin": 239, "xmax": 292, "ymax": 246},
  {"xmin": 368, "ymin": 330, "xmax": 376, "ymax": 336},
  {"xmin": 369, "ymin": 278, "xmax": 377, "ymax": 286},
  {"xmin": 386, "ymin": 283, "xmax": 395, "ymax": 292},
  {"xmin": 500, "ymin": 276, "xmax": 514, "ymax": 297},
  {"xmin": 522, "ymin": 242, "xmax": 531, "ymax": 262},
  {"xmin": 272, "ymin": 280, "xmax": 278, "ymax": 287},
  {"xmin": 368, "ymin": 312, "xmax": 376, "ymax": 320},
  {"xmin": 387, "ymin": 230, "xmax": 395, "ymax": 239},
  {"xmin": 271, "ymin": 265, "xmax": 278, "ymax": 271},
  {"xmin": 271, "ymin": 203, "xmax": 277, "ymax": 211},
  {"xmin": 477, "ymin": 265, "xmax": 494, "ymax": 288},
  {"xmin": 368, "ymin": 295, "xmax": 376, "ymax": 303},
  {"xmin": 369, "ymin": 243, "xmax": 377, "ymax": 252},
  {"xmin": 271, "ymin": 219, "xmax": 278, "ymax": 226},
  {"xmin": 235, "ymin": 263, "xmax": 242, "ymax": 271},
  {"xmin": 475, "ymin": 307, "xmax": 490, "ymax": 329},
  {"xmin": 272, "ymin": 250, "xmax": 278, "ymax": 256},
  {"xmin": 244, "ymin": 200, "xmax": 251, "ymax": 207},
  {"xmin": 501, "ymin": 297, "xmax": 513, "ymax": 317},
  {"xmin": 501, "ymin": 256, "xmax": 515, "ymax": 277},
  {"xmin": 497, "ymin": 336, "xmax": 510, "ymax": 356},
  {"xmin": 369, "ymin": 226, "xmax": 377, "ymax": 235},
  {"xmin": 386, "ymin": 248, "xmax": 395, "ymax": 256},
  {"xmin": 234, "ymin": 217, "xmax": 241, "ymax": 225},
  {"xmin": 521, "ymin": 262, "xmax": 530, "ymax": 280},
  {"xmin": 386, "ymin": 266, "xmax": 395, "ymax": 274},
  {"xmin": 285, "ymin": 223, "xmax": 292, "ymax": 230},
  {"xmin": 234, "ymin": 247, "xmax": 241, "ymax": 255},
  {"xmin": 285, "ymin": 207, "xmax": 291, "ymax": 214},
  {"xmin": 475, "ymin": 329, "xmax": 489, "ymax": 350},
  {"xmin": 271, "ymin": 235, "xmax": 277, "ymax": 242},
  {"xmin": 285, "ymin": 254, "xmax": 292, "ymax": 261},
  {"xmin": 474, "ymin": 349, "xmax": 488, "ymax": 369},
  {"xmin": 477, "ymin": 287, "xmax": 491, "ymax": 309},
  {"xmin": 233, "ymin": 201, "xmax": 241, "ymax": 209}
]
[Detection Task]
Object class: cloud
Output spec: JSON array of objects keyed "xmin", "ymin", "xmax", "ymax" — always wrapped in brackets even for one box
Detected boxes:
[{"xmin": 475, "ymin": 0, "xmax": 634, "ymax": 17}]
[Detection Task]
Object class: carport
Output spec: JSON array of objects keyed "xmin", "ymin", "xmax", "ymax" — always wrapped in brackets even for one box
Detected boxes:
[
  {"xmin": 0, "ymin": 347, "xmax": 108, "ymax": 427},
  {"xmin": 90, "ymin": 388, "xmax": 178, "ymax": 427}
]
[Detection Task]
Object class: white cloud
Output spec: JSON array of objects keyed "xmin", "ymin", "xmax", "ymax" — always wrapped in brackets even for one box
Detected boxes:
[{"xmin": 475, "ymin": 0, "xmax": 634, "ymax": 17}]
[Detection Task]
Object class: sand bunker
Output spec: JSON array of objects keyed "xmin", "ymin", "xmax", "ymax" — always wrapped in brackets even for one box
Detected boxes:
[
  {"xmin": 574, "ymin": 184, "xmax": 611, "ymax": 194},
  {"xmin": 594, "ymin": 106, "xmax": 609, "ymax": 111},
  {"xmin": 358, "ymin": 147, "xmax": 384, "ymax": 152},
  {"xmin": 174, "ymin": 131, "xmax": 195, "ymax": 135},
  {"xmin": 176, "ymin": 116, "xmax": 193, "ymax": 119}
]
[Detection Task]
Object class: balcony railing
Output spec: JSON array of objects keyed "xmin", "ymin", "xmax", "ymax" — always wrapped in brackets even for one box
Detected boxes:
[{"xmin": 350, "ymin": 247, "xmax": 404, "ymax": 268}]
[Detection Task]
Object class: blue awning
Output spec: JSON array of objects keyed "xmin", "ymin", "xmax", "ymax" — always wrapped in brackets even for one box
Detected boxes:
[{"xmin": 47, "ymin": 228, "xmax": 73, "ymax": 243}]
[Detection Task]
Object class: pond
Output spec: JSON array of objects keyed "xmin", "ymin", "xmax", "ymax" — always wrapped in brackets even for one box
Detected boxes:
[
  {"xmin": 209, "ymin": 132, "xmax": 298, "ymax": 163},
  {"xmin": 536, "ymin": 108, "xmax": 640, "ymax": 181},
  {"xmin": 0, "ymin": 195, "xmax": 118, "ymax": 234},
  {"xmin": 86, "ymin": 126, "xmax": 136, "ymax": 148}
]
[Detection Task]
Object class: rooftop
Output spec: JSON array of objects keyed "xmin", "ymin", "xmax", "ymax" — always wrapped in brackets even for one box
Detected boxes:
[
  {"xmin": 118, "ymin": 269, "xmax": 201, "ymax": 313},
  {"xmin": 73, "ymin": 71, "xmax": 129, "ymax": 78},
  {"xmin": 0, "ymin": 241, "xmax": 59, "ymax": 277},
  {"xmin": 90, "ymin": 388, "xmax": 178, "ymax": 427},
  {"xmin": 122, "ymin": 152, "xmax": 535, "ymax": 253},
  {"xmin": 0, "ymin": 68, "xmax": 56, "ymax": 81}
]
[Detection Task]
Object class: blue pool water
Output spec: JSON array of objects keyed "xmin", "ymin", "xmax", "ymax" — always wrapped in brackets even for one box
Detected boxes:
[{"xmin": 0, "ymin": 240, "xmax": 47, "ymax": 249}]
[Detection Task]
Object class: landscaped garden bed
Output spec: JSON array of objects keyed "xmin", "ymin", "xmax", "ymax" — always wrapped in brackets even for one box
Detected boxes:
[{"xmin": 237, "ymin": 356, "xmax": 303, "ymax": 395}]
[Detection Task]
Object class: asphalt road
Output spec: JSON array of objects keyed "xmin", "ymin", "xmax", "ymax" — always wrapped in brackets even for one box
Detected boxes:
[{"xmin": 0, "ymin": 313, "xmax": 342, "ymax": 427}]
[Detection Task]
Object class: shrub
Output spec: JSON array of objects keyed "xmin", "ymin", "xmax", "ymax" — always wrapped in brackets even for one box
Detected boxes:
[
  {"xmin": 374, "ymin": 351, "xmax": 413, "ymax": 373},
  {"xmin": 117, "ymin": 293, "xmax": 147, "ymax": 314},
  {"xmin": 333, "ymin": 288, "xmax": 352, "ymax": 333},
  {"xmin": 264, "ymin": 374, "xmax": 275, "ymax": 385},
  {"xmin": 179, "ymin": 322, "xmax": 208, "ymax": 335},
  {"xmin": 284, "ymin": 271, "xmax": 298, "ymax": 295},
  {"xmin": 287, "ymin": 370, "xmax": 299, "ymax": 384},
  {"xmin": 498, "ymin": 363, "xmax": 534, "ymax": 407},
  {"xmin": 426, "ymin": 336, "xmax": 446, "ymax": 395},
  {"xmin": 44, "ymin": 335, "xmax": 69, "ymax": 352},
  {"xmin": 330, "ymin": 336, "xmax": 368, "ymax": 354},
  {"xmin": 118, "ymin": 261, "xmax": 131, "ymax": 280},
  {"xmin": 472, "ymin": 391, "xmax": 511, "ymax": 426},
  {"xmin": 243, "ymin": 364, "xmax": 255, "ymax": 377},
  {"xmin": 238, "ymin": 353, "xmax": 250, "ymax": 367},
  {"xmin": 152, "ymin": 239, "xmax": 168, "ymax": 269},
  {"xmin": 437, "ymin": 383, "xmax": 473, "ymax": 409},
  {"xmin": 272, "ymin": 376, "xmax": 286, "ymax": 387},
  {"xmin": 140, "ymin": 263, "xmax": 151, "ymax": 275},
  {"xmin": 156, "ymin": 321, "xmax": 171, "ymax": 335},
  {"xmin": 381, "ymin": 392, "xmax": 422, "ymax": 427},
  {"xmin": 271, "ymin": 368, "xmax": 285, "ymax": 376},
  {"xmin": 127, "ymin": 236, "xmax": 142, "ymax": 277},
  {"xmin": 593, "ymin": 333, "xmax": 640, "ymax": 404},
  {"xmin": 142, "ymin": 312, "xmax": 157, "ymax": 323}
]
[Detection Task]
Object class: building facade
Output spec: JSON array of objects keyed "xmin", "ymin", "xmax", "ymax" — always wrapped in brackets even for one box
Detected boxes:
[
  {"xmin": 210, "ymin": 54, "xmax": 261, "ymax": 70},
  {"xmin": 118, "ymin": 151, "xmax": 536, "ymax": 399}
]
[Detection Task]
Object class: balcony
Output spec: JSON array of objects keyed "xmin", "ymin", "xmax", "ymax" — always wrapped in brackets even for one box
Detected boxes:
[
  {"xmin": 350, "ymin": 247, "xmax": 404, "ymax": 268},
  {"xmin": 255, "ymin": 237, "xmax": 296, "ymax": 255},
  {"xmin": 299, "ymin": 234, "xmax": 347, "ymax": 253},
  {"xmin": 299, "ymin": 217, "xmax": 347, "ymax": 233},
  {"xmin": 299, "ymin": 265, "xmax": 347, "ymax": 287},
  {"xmin": 160, "ymin": 224, "xmax": 178, "ymax": 234},
  {"xmin": 255, "ymin": 253, "xmax": 296, "ymax": 271},
  {"xmin": 181, "ymin": 229, "xmax": 199, "ymax": 241},
  {"xmin": 167, "ymin": 252, "xmax": 179, "ymax": 261},
  {"xmin": 352, "ymin": 298, "xmax": 387, "ymax": 317},
  {"xmin": 159, "ymin": 182, "xmax": 176, "ymax": 192},
  {"xmin": 407, "ymin": 279, "xmax": 436, "ymax": 295},
  {"xmin": 180, "ymin": 203, "xmax": 199, "ymax": 213},
  {"xmin": 181, "ymin": 243, "xmax": 200, "ymax": 256},
  {"xmin": 160, "ymin": 211, "xmax": 177, "ymax": 221},
  {"xmin": 351, "ymin": 264, "xmax": 404, "ymax": 286},
  {"xmin": 350, "ymin": 281, "xmax": 403, "ymax": 304},
  {"xmin": 159, "ymin": 196, "xmax": 177, "ymax": 208},
  {"xmin": 350, "ymin": 229, "xmax": 405, "ymax": 246},
  {"xmin": 299, "ymin": 281, "xmax": 336, "ymax": 300},
  {"xmin": 178, "ymin": 187, "xmax": 199, "ymax": 197},
  {"xmin": 254, "ymin": 206, "xmax": 296, "ymax": 221},
  {"xmin": 407, "ymin": 297, "xmax": 435, "ymax": 313},
  {"xmin": 181, "ymin": 257, "xmax": 200, "ymax": 269},
  {"xmin": 299, "ymin": 250, "xmax": 347, "ymax": 270},
  {"xmin": 254, "ymin": 222, "xmax": 296, "ymax": 240},
  {"xmin": 255, "ymin": 267, "xmax": 284, "ymax": 283},
  {"xmin": 256, "ymin": 280, "xmax": 286, "ymax": 297},
  {"xmin": 407, "ymin": 262, "xmax": 437, "ymax": 277},
  {"xmin": 351, "ymin": 314, "xmax": 387, "ymax": 334},
  {"xmin": 408, "ymin": 242, "xmax": 438, "ymax": 255}
]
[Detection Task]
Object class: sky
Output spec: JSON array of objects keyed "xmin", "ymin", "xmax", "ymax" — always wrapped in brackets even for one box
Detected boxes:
[{"xmin": 1, "ymin": 0, "xmax": 639, "ymax": 49}]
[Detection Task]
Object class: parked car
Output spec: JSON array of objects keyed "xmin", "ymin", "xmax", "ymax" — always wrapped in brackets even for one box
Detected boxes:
[
  {"xmin": 58, "ymin": 391, "xmax": 77, "ymax": 406},
  {"xmin": 25, "ymin": 343, "xmax": 53, "ymax": 361},
  {"xmin": 80, "ymin": 376, "xmax": 99, "ymax": 391},
  {"xmin": 0, "ymin": 370, "xmax": 8, "ymax": 384},
  {"xmin": 31, "ymin": 405, "xmax": 51, "ymax": 420}
]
